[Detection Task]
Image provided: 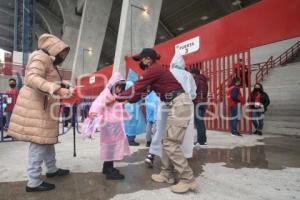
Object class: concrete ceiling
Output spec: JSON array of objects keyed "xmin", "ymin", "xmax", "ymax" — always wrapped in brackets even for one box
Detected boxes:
[
  {"xmin": 98, "ymin": 0, "xmax": 260, "ymax": 67},
  {"xmin": 0, "ymin": 0, "xmax": 15, "ymax": 52},
  {"xmin": 0, "ymin": 0, "xmax": 260, "ymax": 67}
]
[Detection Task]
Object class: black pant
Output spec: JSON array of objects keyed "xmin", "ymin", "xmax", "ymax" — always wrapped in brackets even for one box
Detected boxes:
[
  {"xmin": 194, "ymin": 104, "xmax": 207, "ymax": 144},
  {"xmin": 63, "ymin": 107, "xmax": 71, "ymax": 127},
  {"xmin": 103, "ymin": 161, "xmax": 114, "ymax": 170}
]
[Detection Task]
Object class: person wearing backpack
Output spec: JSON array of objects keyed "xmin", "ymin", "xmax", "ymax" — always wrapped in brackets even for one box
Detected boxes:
[
  {"xmin": 250, "ymin": 83, "xmax": 270, "ymax": 135},
  {"xmin": 189, "ymin": 67, "xmax": 208, "ymax": 146},
  {"xmin": 226, "ymin": 77, "xmax": 245, "ymax": 136}
]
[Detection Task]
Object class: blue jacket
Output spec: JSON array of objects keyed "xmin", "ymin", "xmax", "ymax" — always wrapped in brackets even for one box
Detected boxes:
[
  {"xmin": 145, "ymin": 91, "xmax": 159, "ymax": 123},
  {"xmin": 124, "ymin": 69, "xmax": 146, "ymax": 136}
]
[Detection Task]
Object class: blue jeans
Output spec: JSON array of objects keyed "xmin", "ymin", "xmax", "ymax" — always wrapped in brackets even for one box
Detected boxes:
[
  {"xmin": 127, "ymin": 135, "xmax": 136, "ymax": 142},
  {"xmin": 194, "ymin": 104, "xmax": 207, "ymax": 144},
  {"xmin": 230, "ymin": 106, "xmax": 239, "ymax": 134},
  {"xmin": 5, "ymin": 111, "xmax": 12, "ymax": 129},
  {"xmin": 252, "ymin": 110, "xmax": 264, "ymax": 131}
]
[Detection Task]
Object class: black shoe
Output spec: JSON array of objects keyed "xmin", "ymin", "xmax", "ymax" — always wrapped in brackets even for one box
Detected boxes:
[
  {"xmin": 252, "ymin": 130, "xmax": 258, "ymax": 135},
  {"xmin": 257, "ymin": 130, "xmax": 263, "ymax": 136},
  {"xmin": 105, "ymin": 169, "xmax": 125, "ymax": 180},
  {"xmin": 146, "ymin": 141, "xmax": 151, "ymax": 147},
  {"xmin": 46, "ymin": 168, "xmax": 70, "ymax": 178},
  {"xmin": 129, "ymin": 140, "xmax": 140, "ymax": 146},
  {"xmin": 26, "ymin": 181, "xmax": 55, "ymax": 192},
  {"xmin": 102, "ymin": 167, "xmax": 120, "ymax": 174},
  {"xmin": 145, "ymin": 154, "xmax": 154, "ymax": 168},
  {"xmin": 231, "ymin": 132, "xmax": 242, "ymax": 136}
]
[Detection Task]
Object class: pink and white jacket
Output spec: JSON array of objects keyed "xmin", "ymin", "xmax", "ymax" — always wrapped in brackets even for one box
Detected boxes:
[{"xmin": 82, "ymin": 73, "xmax": 131, "ymax": 161}]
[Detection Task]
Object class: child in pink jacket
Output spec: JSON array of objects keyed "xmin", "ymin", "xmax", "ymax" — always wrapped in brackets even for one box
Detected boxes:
[{"xmin": 87, "ymin": 72, "xmax": 131, "ymax": 180}]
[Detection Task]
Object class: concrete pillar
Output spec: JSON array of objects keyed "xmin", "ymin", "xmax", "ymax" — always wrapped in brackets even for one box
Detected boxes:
[
  {"xmin": 57, "ymin": 0, "xmax": 81, "ymax": 71},
  {"xmin": 36, "ymin": 3, "xmax": 62, "ymax": 37},
  {"xmin": 71, "ymin": 0, "xmax": 113, "ymax": 81},
  {"xmin": 113, "ymin": 0, "xmax": 163, "ymax": 76}
]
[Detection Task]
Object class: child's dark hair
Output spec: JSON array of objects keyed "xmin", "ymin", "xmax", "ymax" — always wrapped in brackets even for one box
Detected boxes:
[
  {"xmin": 188, "ymin": 67, "xmax": 200, "ymax": 75},
  {"xmin": 231, "ymin": 77, "xmax": 241, "ymax": 85},
  {"xmin": 9, "ymin": 78, "xmax": 16, "ymax": 82},
  {"xmin": 111, "ymin": 80, "xmax": 127, "ymax": 94}
]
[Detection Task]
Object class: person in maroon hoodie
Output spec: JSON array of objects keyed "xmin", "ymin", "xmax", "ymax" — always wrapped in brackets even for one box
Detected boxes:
[
  {"xmin": 226, "ymin": 77, "xmax": 245, "ymax": 136},
  {"xmin": 189, "ymin": 67, "xmax": 208, "ymax": 146},
  {"xmin": 4, "ymin": 78, "xmax": 19, "ymax": 131},
  {"xmin": 113, "ymin": 48, "xmax": 197, "ymax": 194}
]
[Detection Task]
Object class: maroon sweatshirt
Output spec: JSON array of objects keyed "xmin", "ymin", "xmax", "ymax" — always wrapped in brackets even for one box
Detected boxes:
[
  {"xmin": 193, "ymin": 74, "xmax": 208, "ymax": 104},
  {"xmin": 116, "ymin": 63, "xmax": 182, "ymax": 103}
]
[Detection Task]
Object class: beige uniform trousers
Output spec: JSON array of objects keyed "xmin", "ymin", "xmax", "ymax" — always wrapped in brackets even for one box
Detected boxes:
[{"xmin": 161, "ymin": 93, "xmax": 195, "ymax": 182}]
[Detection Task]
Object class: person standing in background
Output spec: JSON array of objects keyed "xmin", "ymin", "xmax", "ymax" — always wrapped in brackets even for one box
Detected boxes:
[
  {"xmin": 124, "ymin": 69, "xmax": 146, "ymax": 146},
  {"xmin": 250, "ymin": 83, "xmax": 270, "ymax": 135},
  {"xmin": 226, "ymin": 78, "xmax": 245, "ymax": 136},
  {"xmin": 4, "ymin": 78, "xmax": 18, "ymax": 131},
  {"xmin": 145, "ymin": 91, "xmax": 159, "ymax": 147},
  {"xmin": 189, "ymin": 67, "xmax": 208, "ymax": 146}
]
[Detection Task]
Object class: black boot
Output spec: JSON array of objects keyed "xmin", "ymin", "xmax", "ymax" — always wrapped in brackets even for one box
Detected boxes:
[
  {"xmin": 102, "ymin": 161, "xmax": 119, "ymax": 174},
  {"xmin": 146, "ymin": 141, "xmax": 151, "ymax": 147},
  {"xmin": 257, "ymin": 130, "xmax": 263, "ymax": 136},
  {"xmin": 105, "ymin": 168, "xmax": 125, "ymax": 180},
  {"xmin": 26, "ymin": 181, "xmax": 55, "ymax": 192},
  {"xmin": 46, "ymin": 168, "xmax": 70, "ymax": 178},
  {"xmin": 129, "ymin": 140, "xmax": 140, "ymax": 146}
]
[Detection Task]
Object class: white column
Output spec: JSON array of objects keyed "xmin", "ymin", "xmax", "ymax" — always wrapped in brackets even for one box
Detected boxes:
[
  {"xmin": 113, "ymin": 0, "xmax": 163, "ymax": 76},
  {"xmin": 71, "ymin": 0, "xmax": 113, "ymax": 82}
]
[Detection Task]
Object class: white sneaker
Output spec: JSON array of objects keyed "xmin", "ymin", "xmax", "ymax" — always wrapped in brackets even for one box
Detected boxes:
[{"xmin": 193, "ymin": 142, "xmax": 200, "ymax": 147}]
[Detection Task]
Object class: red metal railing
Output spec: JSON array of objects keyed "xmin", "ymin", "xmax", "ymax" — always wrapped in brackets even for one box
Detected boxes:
[
  {"xmin": 256, "ymin": 41, "xmax": 300, "ymax": 83},
  {"xmin": 185, "ymin": 50, "xmax": 252, "ymax": 134},
  {"xmin": 255, "ymin": 56, "xmax": 273, "ymax": 83}
]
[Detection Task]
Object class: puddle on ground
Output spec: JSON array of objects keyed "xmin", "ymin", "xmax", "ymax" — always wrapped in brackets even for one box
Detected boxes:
[{"xmin": 0, "ymin": 136, "xmax": 299, "ymax": 200}]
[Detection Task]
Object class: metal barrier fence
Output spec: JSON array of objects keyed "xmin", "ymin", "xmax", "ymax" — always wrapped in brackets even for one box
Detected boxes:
[
  {"xmin": 0, "ymin": 93, "xmax": 15, "ymax": 142},
  {"xmin": 0, "ymin": 96, "xmax": 93, "ymax": 143},
  {"xmin": 186, "ymin": 50, "xmax": 252, "ymax": 134}
]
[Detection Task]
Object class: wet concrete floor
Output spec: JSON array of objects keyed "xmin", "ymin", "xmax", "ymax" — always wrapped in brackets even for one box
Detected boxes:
[{"xmin": 0, "ymin": 136, "xmax": 299, "ymax": 200}]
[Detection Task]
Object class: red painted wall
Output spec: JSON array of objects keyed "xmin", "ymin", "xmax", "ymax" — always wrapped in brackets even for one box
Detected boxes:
[
  {"xmin": 79, "ymin": 0, "xmax": 300, "ymax": 96},
  {"xmin": 154, "ymin": 0, "xmax": 300, "ymax": 64}
]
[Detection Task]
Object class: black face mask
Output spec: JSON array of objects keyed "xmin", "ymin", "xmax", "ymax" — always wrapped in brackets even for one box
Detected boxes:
[
  {"xmin": 139, "ymin": 62, "xmax": 148, "ymax": 71},
  {"xmin": 254, "ymin": 88, "xmax": 261, "ymax": 92},
  {"xmin": 53, "ymin": 56, "xmax": 64, "ymax": 66},
  {"xmin": 9, "ymin": 83, "xmax": 16, "ymax": 88}
]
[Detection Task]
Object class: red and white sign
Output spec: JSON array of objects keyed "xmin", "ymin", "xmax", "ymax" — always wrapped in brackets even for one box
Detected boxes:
[{"xmin": 175, "ymin": 36, "xmax": 200, "ymax": 55}]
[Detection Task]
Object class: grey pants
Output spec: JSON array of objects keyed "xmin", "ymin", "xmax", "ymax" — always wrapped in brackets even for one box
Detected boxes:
[
  {"xmin": 27, "ymin": 143, "xmax": 58, "ymax": 187},
  {"xmin": 145, "ymin": 122, "xmax": 155, "ymax": 142}
]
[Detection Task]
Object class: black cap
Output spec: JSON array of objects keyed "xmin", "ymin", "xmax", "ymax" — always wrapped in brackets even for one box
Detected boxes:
[{"xmin": 132, "ymin": 48, "xmax": 160, "ymax": 61}]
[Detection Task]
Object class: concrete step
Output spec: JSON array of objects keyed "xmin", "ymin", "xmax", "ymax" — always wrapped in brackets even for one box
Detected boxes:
[
  {"xmin": 254, "ymin": 62, "xmax": 300, "ymax": 136},
  {"xmin": 264, "ymin": 85, "xmax": 300, "ymax": 91},
  {"xmin": 263, "ymin": 126, "xmax": 300, "ymax": 136},
  {"xmin": 267, "ymin": 104, "xmax": 300, "ymax": 111},
  {"xmin": 263, "ymin": 80, "xmax": 300, "ymax": 87},
  {"xmin": 264, "ymin": 120, "xmax": 300, "ymax": 129},
  {"xmin": 264, "ymin": 115, "xmax": 300, "ymax": 122},
  {"xmin": 262, "ymin": 62, "xmax": 300, "ymax": 84},
  {"xmin": 266, "ymin": 108, "xmax": 300, "ymax": 116},
  {"xmin": 267, "ymin": 100, "xmax": 300, "ymax": 106}
]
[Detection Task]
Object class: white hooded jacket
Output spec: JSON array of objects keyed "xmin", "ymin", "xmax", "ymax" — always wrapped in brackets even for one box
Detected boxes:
[{"xmin": 170, "ymin": 50, "xmax": 197, "ymax": 100}]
